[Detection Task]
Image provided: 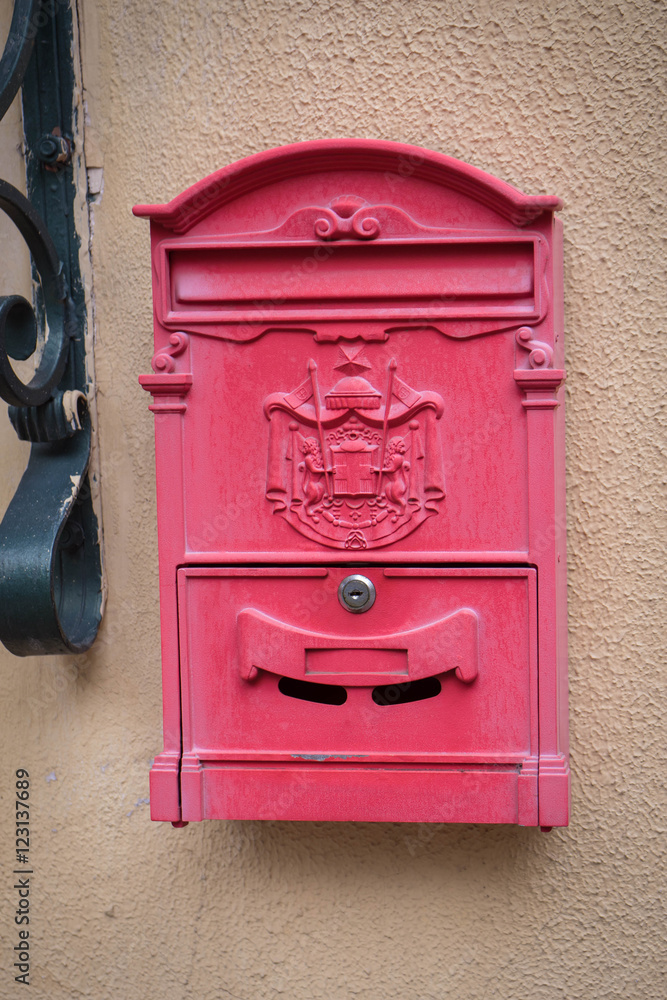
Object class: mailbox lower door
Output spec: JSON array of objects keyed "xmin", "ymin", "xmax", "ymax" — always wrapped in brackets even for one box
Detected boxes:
[{"xmin": 176, "ymin": 566, "xmax": 539, "ymax": 824}]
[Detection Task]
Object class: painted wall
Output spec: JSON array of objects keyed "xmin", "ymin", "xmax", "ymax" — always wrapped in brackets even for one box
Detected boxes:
[{"xmin": 0, "ymin": 1, "xmax": 665, "ymax": 997}]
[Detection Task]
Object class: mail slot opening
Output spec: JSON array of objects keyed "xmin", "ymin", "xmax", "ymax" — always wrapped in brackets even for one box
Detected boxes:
[
  {"xmin": 278, "ymin": 676, "xmax": 348, "ymax": 705},
  {"xmin": 372, "ymin": 677, "xmax": 442, "ymax": 706}
]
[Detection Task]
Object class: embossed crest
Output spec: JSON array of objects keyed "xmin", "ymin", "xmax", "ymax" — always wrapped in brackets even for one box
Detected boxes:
[{"xmin": 265, "ymin": 349, "xmax": 445, "ymax": 549}]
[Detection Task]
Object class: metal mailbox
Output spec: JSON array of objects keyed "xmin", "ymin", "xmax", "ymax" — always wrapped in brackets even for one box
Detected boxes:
[{"xmin": 135, "ymin": 139, "xmax": 568, "ymax": 827}]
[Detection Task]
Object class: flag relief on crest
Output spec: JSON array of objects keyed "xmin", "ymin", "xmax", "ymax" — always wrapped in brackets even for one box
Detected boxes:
[{"xmin": 265, "ymin": 346, "xmax": 446, "ymax": 549}]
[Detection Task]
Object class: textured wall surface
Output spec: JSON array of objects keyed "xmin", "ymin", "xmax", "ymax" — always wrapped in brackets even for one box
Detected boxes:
[{"xmin": 0, "ymin": 1, "xmax": 665, "ymax": 997}]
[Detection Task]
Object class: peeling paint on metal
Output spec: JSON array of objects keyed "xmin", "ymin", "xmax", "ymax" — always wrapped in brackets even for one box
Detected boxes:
[{"xmin": 291, "ymin": 754, "xmax": 369, "ymax": 762}]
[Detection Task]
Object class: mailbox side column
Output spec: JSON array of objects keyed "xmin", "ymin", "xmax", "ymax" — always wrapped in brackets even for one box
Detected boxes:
[
  {"xmin": 515, "ymin": 364, "xmax": 569, "ymax": 827},
  {"xmin": 139, "ymin": 232, "xmax": 193, "ymax": 823}
]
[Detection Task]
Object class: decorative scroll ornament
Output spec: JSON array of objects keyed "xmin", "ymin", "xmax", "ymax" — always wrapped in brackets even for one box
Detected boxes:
[
  {"xmin": 0, "ymin": 0, "xmax": 38, "ymax": 122},
  {"xmin": 0, "ymin": 181, "xmax": 71, "ymax": 407},
  {"xmin": 264, "ymin": 347, "xmax": 445, "ymax": 549},
  {"xmin": 151, "ymin": 331, "xmax": 189, "ymax": 372},
  {"xmin": 516, "ymin": 326, "xmax": 553, "ymax": 368},
  {"xmin": 314, "ymin": 195, "xmax": 380, "ymax": 241},
  {"xmin": 140, "ymin": 331, "xmax": 192, "ymax": 414},
  {"xmin": 514, "ymin": 326, "xmax": 564, "ymax": 408}
]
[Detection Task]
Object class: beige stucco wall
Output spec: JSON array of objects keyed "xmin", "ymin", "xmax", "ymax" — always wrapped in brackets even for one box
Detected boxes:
[{"xmin": 1, "ymin": 0, "xmax": 665, "ymax": 997}]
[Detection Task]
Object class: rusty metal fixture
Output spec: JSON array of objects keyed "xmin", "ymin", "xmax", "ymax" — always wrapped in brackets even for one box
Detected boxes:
[{"xmin": 36, "ymin": 129, "xmax": 72, "ymax": 170}]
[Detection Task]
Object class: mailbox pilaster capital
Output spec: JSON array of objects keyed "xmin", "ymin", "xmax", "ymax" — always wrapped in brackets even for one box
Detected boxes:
[{"xmin": 514, "ymin": 368, "xmax": 566, "ymax": 408}]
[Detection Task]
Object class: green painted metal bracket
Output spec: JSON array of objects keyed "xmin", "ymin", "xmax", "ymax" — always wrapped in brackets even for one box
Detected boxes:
[{"xmin": 0, "ymin": 0, "xmax": 103, "ymax": 655}]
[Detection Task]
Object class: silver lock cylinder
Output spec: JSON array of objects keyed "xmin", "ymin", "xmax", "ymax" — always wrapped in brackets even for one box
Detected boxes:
[{"xmin": 338, "ymin": 574, "xmax": 376, "ymax": 614}]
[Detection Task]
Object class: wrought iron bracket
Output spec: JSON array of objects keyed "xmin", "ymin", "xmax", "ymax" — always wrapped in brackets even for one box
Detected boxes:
[{"xmin": 0, "ymin": 1, "xmax": 103, "ymax": 655}]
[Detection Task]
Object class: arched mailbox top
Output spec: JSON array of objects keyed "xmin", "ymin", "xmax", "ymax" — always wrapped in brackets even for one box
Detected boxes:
[
  {"xmin": 134, "ymin": 140, "xmax": 563, "ymax": 343},
  {"xmin": 133, "ymin": 138, "xmax": 562, "ymax": 234}
]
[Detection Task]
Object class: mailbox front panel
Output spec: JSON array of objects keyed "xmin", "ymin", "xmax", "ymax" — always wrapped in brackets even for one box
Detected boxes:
[
  {"xmin": 180, "ymin": 328, "xmax": 530, "ymax": 559},
  {"xmin": 137, "ymin": 140, "xmax": 568, "ymax": 827}
]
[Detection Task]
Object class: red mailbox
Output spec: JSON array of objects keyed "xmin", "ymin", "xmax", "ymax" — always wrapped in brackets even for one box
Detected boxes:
[{"xmin": 135, "ymin": 139, "xmax": 568, "ymax": 827}]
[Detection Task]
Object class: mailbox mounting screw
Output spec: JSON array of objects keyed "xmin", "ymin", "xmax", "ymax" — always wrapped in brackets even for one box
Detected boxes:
[{"xmin": 36, "ymin": 130, "xmax": 72, "ymax": 171}]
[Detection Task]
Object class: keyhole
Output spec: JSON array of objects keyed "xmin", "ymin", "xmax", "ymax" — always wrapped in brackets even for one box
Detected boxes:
[{"xmin": 338, "ymin": 575, "xmax": 376, "ymax": 613}]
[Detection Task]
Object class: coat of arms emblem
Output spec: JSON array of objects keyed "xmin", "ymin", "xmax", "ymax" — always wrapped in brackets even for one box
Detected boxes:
[{"xmin": 264, "ymin": 347, "xmax": 445, "ymax": 549}]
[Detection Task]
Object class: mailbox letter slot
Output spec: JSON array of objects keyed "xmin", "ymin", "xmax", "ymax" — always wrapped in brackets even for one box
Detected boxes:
[{"xmin": 238, "ymin": 606, "xmax": 479, "ymax": 685}]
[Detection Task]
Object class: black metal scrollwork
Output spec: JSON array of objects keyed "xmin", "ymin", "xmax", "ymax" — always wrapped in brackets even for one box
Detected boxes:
[
  {"xmin": 0, "ymin": 0, "xmax": 38, "ymax": 122},
  {"xmin": 0, "ymin": 179, "xmax": 71, "ymax": 407},
  {"xmin": 0, "ymin": 0, "xmax": 102, "ymax": 655}
]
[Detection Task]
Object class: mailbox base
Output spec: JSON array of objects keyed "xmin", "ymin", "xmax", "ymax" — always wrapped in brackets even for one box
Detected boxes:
[
  {"xmin": 177, "ymin": 760, "xmax": 543, "ymax": 825},
  {"xmin": 150, "ymin": 757, "xmax": 569, "ymax": 827},
  {"xmin": 149, "ymin": 752, "xmax": 181, "ymax": 822}
]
